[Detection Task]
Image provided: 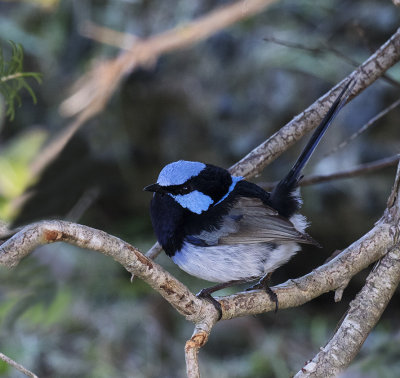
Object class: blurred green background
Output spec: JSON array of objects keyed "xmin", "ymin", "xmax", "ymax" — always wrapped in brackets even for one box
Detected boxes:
[{"xmin": 0, "ymin": 0, "xmax": 400, "ymax": 377}]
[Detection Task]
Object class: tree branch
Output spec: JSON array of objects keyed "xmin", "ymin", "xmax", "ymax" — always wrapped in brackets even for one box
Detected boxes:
[
  {"xmin": 185, "ymin": 325, "xmax": 211, "ymax": 378},
  {"xmin": 294, "ymin": 162, "xmax": 400, "ymax": 376},
  {"xmin": 0, "ymin": 221, "xmax": 214, "ymax": 323},
  {"xmin": 2, "ymin": 19, "xmax": 400, "ymax": 378},
  {"xmin": 295, "ymin": 245, "xmax": 400, "ymax": 377},
  {"xmin": 230, "ymin": 27, "xmax": 400, "ymax": 179},
  {"xmin": 145, "ymin": 27, "xmax": 400, "ymax": 261},
  {"xmin": 219, "ymin": 206, "xmax": 399, "ymax": 319},
  {"xmin": 0, "ymin": 162, "xmax": 399, "ymax": 376},
  {"xmin": 0, "ymin": 352, "xmax": 38, "ymax": 378},
  {"xmin": 263, "ymin": 35, "xmax": 400, "ymax": 88},
  {"xmin": 325, "ymin": 98, "xmax": 400, "ymax": 157},
  {"xmin": 300, "ymin": 155, "xmax": 400, "ymax": 186},
  {"xmin": 259, "ymin": 154, "xmax": 400, "ymax": 190}
]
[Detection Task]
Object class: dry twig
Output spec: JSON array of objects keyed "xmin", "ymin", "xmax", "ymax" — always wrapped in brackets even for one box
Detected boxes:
[
  {"xmin": 263, "ymin": 35, "xmax": 400, "ymax": 88},
  {"xmin": 325, "ymin": 98, "xmax": 400, "ymax": 157},
  {"xmin": 0, "ymin": 352, "xmax": 38, "ymax": 378},
  {"xmin": 259, "ymin": 154, "xmax": 400, "ymax": 191}
]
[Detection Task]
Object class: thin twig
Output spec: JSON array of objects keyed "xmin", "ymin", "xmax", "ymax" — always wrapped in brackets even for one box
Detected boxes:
[
  {"xmin": 65, "ymin": 187, "xmax": 100, "ymax": 222},
  {"xmin": 259, "ymin": 155, "xmax": 400, "ymax": 190},
  {"xmin": 263, "ymin": 35, "xmax": 329, "ymax": 54},
  {"xmin": 0, "ymin": 72, "xmax": 41, "ymax": 83},
  {"xmin": 145, "ymin": 241, "xmax": 163, "ymax": 260},
  {"xmin": 185, "ymin": 326, "xmax": 210, "ymax": 378},
  {"xmin": 263, "ymin": 35, "xmax": 400, "ymax": 88},
  {"xmin": 0, "ymin": 352, "xmax": 38, "ymax": 378},
  {"xmin": 301, "ymin": 155, "xmax": 400, "ymax": 186},
  {"xmin": 80, "ymin": 21, "xmax": 139, "ymax": 50},
  {"xmin": 325, "ymin": 98, "xmax": 400, "ymax": 157}
]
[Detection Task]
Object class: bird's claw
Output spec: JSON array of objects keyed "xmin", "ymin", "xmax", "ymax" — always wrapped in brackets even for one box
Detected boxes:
[
  {"xmin": 246, "ymin": 280, "xmax": 279, "ymax": 313},
  {"xmin": 197, "ymin": 289, "xmax": 223, "ymax": 320}
]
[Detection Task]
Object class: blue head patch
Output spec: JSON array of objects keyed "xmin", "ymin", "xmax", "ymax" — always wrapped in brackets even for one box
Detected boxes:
[{"xmin": 157, "ymin": 160, "xmax": 206, "ymax": 186}]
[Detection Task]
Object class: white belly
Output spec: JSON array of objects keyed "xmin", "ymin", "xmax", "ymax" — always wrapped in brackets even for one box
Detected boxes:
[{"xmin": 172, "ymin": 241, "xmax": 301, "ymax": 283}]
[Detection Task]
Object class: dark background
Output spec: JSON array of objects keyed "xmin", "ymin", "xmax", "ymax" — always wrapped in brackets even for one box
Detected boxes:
[{"xmin": 0, "ymin": 0, "xmax": 399, "ymax": 377}]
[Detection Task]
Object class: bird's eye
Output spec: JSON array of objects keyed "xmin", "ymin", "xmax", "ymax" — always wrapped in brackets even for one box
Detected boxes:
[{"xmin": 180, "ymin": 185, "xmax": 191, "ymax": 194}]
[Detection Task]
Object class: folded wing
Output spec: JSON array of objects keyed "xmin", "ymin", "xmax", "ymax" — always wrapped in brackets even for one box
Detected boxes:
[{"xmin": 187, "ymin": 197, "xmax": 318, "ymax": 247}]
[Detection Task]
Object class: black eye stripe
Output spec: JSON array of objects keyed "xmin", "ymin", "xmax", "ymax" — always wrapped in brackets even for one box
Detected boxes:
[{"xmin": 165, "ymin": 184, "xmax": 193, "ymax": 195}]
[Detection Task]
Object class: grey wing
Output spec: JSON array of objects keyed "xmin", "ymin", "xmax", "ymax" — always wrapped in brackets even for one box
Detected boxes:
[{"xmin": 191, "ymin": 197, "xmax": 319, "ymax": 247}]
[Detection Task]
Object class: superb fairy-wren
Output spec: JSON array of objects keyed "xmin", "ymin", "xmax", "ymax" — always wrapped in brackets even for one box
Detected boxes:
[{"xmin": 144, "ymin": 80, "xmax": 354, "ymax": 319}]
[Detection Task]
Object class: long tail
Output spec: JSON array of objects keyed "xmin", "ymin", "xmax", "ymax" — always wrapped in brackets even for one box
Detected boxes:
[{"xmin": 271, "ymin": 78, "xmax": 355, "ymax": 217}]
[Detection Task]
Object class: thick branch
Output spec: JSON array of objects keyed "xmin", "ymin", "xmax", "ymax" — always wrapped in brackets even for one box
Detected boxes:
[
  {"xmin": 295, "ymin": 162, "xmax": 400, "ymax": 376},
  {"xmin": 295, "ymin": 245, "xmax": 400, "ymax": 377},
  {"xmin": 219, "ymin": 212, "xmax": 399, "ymax": 318},
  {"xmin": 2, "ymin": 173, "xmax": 399, "ymax": 323},
  {"xmin": 1, "ymin": 165, "xmax": 399, "ymax": 378},
  {"xmin": 0, "ymin": 221, "xmax": 215, "ymax": 323}
]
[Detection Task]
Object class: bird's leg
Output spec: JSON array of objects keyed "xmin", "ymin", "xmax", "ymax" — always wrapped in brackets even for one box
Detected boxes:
[
  {"xmin": 197, "ymin": 279, "xmax": 247, "ymax": 320},
  {"xmin": 246, "ymin": 272, "xmax": 278, "ymax": 313}
]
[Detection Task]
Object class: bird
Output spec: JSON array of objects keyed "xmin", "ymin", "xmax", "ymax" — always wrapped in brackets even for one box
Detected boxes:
[{"xmin": 144, "ymin": 79, "xmax": 354, "ymax": 319}]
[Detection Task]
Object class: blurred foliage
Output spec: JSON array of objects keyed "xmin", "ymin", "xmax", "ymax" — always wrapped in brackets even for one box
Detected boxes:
[
  {"xmin": 0, "ymin": 0, "xmax": 399, "ymax": 377},
  {"xmin": 0, "ymin": 128, "xmax": 46, "ymax": 220},
  {"xmin": 0, "ymin": 41, "xmax": 42, "ymax": 121}
]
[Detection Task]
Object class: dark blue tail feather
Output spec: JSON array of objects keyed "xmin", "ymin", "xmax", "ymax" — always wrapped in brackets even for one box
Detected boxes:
[{"xmin": 271, "ymin": 79, "xmax": 355, "ymax": 217}]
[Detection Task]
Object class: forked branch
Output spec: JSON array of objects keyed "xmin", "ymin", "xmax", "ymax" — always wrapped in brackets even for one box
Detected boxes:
[{"xmin": 0, "ymin": 162, "xmax": 399, "ymax": 377}]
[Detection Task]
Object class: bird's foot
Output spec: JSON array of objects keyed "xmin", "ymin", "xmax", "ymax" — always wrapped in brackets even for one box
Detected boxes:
[
  {"xmin": 197, "ymin": 289, "xmax": 222, "ymax": 321},
  {"xmin": 246, "ymin": 274, "xmax": 278, "ymax": 313}
]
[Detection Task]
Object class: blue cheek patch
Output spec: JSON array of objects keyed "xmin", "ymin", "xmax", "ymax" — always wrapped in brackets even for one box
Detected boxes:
[
  {"xmin": 170, "ymin": 190, "xmax": 214, "ymax": 214},
  {"xmin": 214, "ymin": 175, "xmax": 243, "ymax": 206}
]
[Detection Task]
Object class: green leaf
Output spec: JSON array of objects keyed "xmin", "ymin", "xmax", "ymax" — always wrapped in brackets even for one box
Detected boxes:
[{"xmin": 0, "ymin": 41, "xmax": 42, "ymax": 121}]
